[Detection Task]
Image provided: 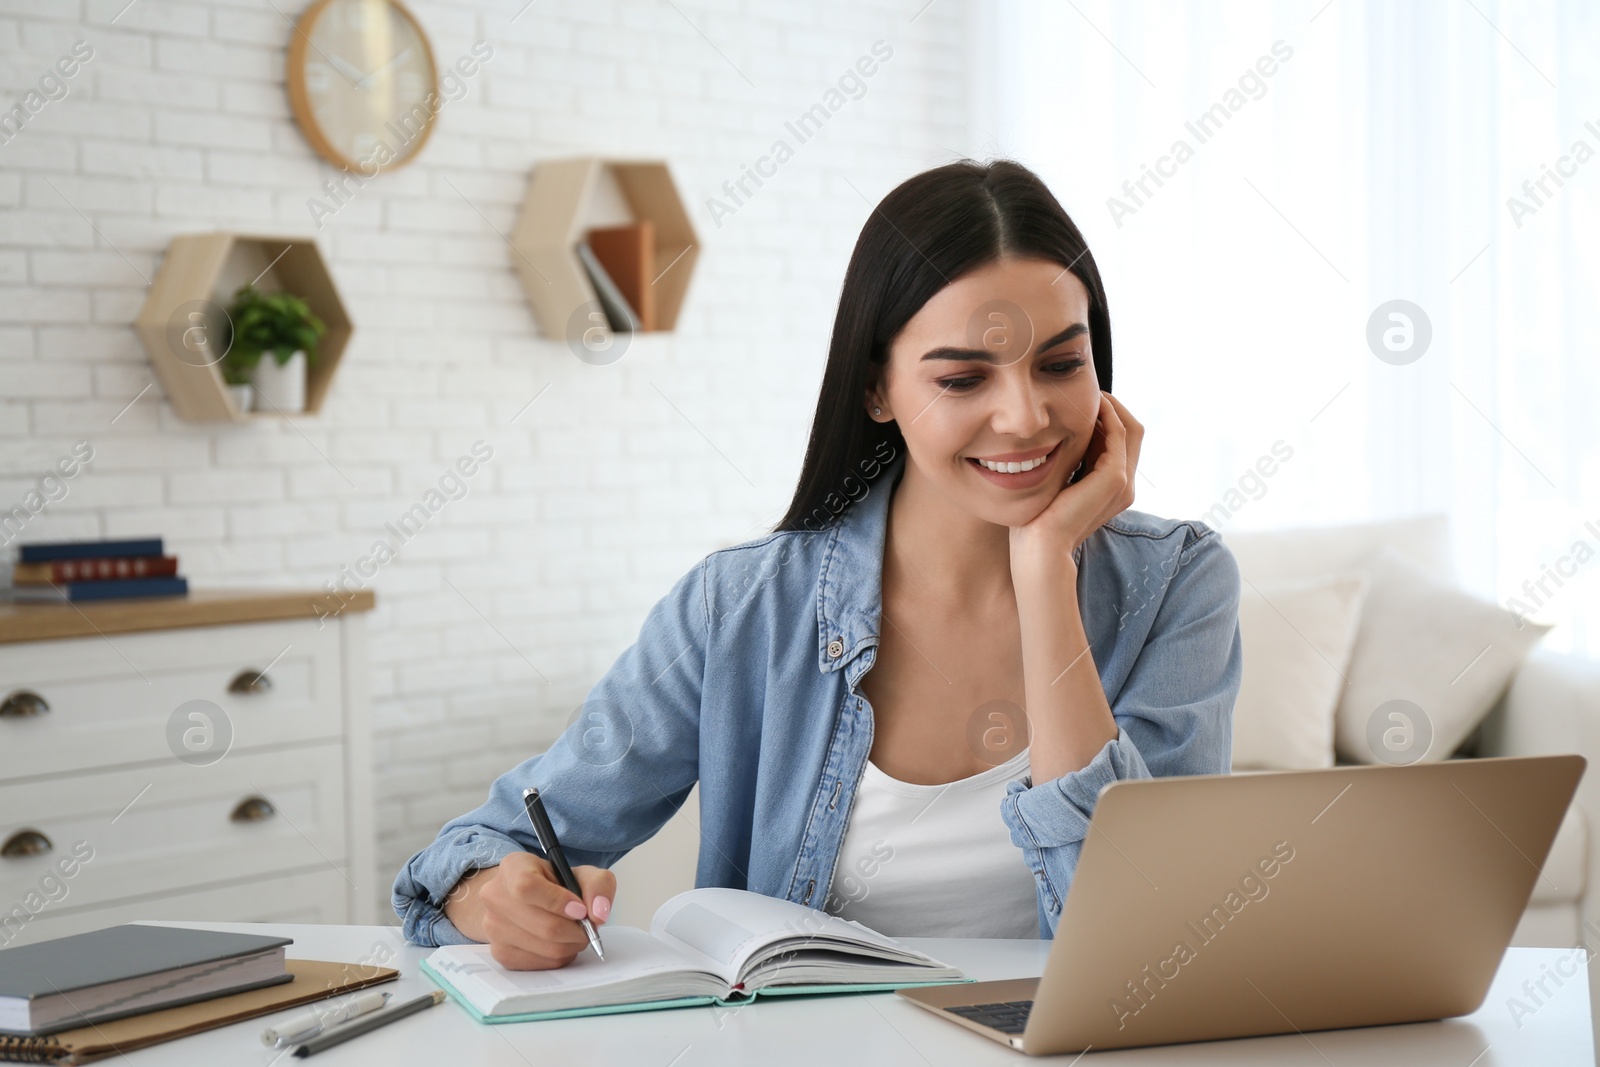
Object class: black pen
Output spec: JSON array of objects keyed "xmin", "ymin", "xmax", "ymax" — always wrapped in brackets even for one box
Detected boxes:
[{"xmin": 522, "ymin": 787, "xmax": 606, "ymax": 961}]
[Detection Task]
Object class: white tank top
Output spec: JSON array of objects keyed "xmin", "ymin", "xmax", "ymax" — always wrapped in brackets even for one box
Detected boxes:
[{"xmin": 823, "ymin": 748, "xmax": 1041, "ymax": 938}]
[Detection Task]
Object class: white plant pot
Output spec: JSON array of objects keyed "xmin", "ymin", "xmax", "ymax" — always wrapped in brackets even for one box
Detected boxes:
[
  {"xmin": 249, "ymin": 350, "xmax": 307, "ymax": 414},
  {"xmin": 226, "ymin": 383, "xmax": 253, "ymax": 414}
]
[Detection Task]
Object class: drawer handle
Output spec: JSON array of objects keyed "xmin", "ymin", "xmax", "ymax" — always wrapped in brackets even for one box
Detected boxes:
[
  {"xmin": 2, "ymin": 829, "xmax": 52, "ymax": 858},
  {"xmin": 228, "ymin": 670, "xmax": 273, "ymax": 695},
  {"xmin": 230, "ymin": 797, "xmax": 277, "ymax": 823},
  {"xmin": 0, "ymin": 690, "xmax": 50, "ymax": 719}
]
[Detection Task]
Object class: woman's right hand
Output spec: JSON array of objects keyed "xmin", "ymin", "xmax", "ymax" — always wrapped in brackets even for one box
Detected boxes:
[
  {"xmin": 441, "ymin": 853, "xmax": 615, "ymax": 970},
  {"xmin": 1007, "ymin": 391, "xmax": 1144, "ymax": 566}
]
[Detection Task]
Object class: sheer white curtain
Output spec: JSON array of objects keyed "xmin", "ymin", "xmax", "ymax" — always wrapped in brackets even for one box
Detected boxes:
[{"xmin": 979, "ymin": 0, "xmax": 1599, "ymax": 657}]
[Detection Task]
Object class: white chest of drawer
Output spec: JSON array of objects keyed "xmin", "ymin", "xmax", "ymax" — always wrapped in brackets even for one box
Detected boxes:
[{"xmin": 0, "ymin": 591, "xmax": 375, "ymax": 949}]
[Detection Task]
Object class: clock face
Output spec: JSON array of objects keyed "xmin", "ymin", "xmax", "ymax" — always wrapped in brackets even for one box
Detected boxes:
[{"xmin": 289, "ymin": 0, "xmax": 438, "ymax": 171}]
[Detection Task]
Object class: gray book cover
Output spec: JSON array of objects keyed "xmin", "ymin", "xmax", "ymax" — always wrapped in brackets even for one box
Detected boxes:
[{"xmin": 0, "ymin": 924, "xmax": 293, "ymax": 1036}]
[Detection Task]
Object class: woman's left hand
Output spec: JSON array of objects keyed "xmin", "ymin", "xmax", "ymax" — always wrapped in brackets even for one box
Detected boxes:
[{"xmin": 1008, "ymin": 391, "xmax": 1144, "ymax": 569}]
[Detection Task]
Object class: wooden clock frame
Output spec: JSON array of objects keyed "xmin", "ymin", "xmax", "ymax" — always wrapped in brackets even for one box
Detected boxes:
[{"xmin": 285, "ymin": 0, "xmax": 441, "ymax": 173}]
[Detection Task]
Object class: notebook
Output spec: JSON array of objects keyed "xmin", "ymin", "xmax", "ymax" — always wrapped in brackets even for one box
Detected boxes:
[
  {"xmin": 421, "ymin": 886, "xmax": 973, "ymax": 1023},
  {"xmin": 0, "ymin": 925, "xmax": 292, "ymax": 1036},
  {"xmin": 0, "ymin": 958, "xmax": 399, "ymax": 1066}
]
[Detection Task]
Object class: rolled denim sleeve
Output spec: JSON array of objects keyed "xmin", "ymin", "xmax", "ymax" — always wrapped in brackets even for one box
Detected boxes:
[
  {"xmin": 1000, "ymin": 530, "xmax": 1242, "ymax": 936},
  {"xmin": 391, "ymin": 557, "xmax": 710, "ymax": 947}
]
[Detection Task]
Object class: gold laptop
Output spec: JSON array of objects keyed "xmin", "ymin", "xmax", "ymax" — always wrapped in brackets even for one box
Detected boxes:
[{"xmin": 897, "ymin": 754, "xmax": 1585, "ymax": 1055}]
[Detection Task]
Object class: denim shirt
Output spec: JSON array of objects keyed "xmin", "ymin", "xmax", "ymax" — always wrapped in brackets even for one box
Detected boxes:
[{"xmin": 392, "ymin": 451, "xmax": 1242, "ymax": 944}]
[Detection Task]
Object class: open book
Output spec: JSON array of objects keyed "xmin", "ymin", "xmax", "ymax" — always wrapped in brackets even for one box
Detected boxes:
[{"xmin": 420, "ymin": 887, "xmax": 973, "ymax": 1023}]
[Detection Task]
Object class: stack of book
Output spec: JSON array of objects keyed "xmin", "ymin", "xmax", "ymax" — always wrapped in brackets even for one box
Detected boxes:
[
  {"xmin": 0, "ymin": 926, "xmax": 293, "ymax": 1039},
  {"xmin": 0, "ymin": 923, "xmax": 398, "ymax": 1063},
  {"xmin": 6, "ymin": 537, "xmax": 188, "ymax": 603}
]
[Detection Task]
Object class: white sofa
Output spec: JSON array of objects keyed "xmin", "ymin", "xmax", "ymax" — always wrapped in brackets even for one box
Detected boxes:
[
  {"xmin": 609, "ymin": 514, "xmax": 1597, "ymax": 949},
  {"xmin": 1479, "ymin": 646, "xmax": 1600, "ymax": 946},
  {"xmin": 1221, "ymin": 512, "xmax": 1596, "ymax": 948}
]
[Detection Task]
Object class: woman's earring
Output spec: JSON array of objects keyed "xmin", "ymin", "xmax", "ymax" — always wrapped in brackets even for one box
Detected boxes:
[{"xmin": 873, "ymin": 406, "xmax": 882, "ymax": 416}]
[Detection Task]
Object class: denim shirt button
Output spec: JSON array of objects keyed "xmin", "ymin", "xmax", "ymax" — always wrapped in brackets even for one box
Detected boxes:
[{"xmin": 826, "ymin": 639, "xmax": 844, "ymax": 658}]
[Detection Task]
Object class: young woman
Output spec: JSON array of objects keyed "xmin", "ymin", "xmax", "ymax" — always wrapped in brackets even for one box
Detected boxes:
[{"xmin": 393, "ymin": 159, "xmax": 1243, "ymax": 969}]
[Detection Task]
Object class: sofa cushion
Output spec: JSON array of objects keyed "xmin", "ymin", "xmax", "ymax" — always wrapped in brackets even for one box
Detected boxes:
[
  {"xmin": 1334, "ymin": 546, "xmax": 1554, "ymax": 764},
  {"xmin": 1221, "ymin": 512, "xmax": 1452, "ymax": 586},
  {"xmin": 1232, "ymin": 570, "xmax": 1369, "ymax": 770}
]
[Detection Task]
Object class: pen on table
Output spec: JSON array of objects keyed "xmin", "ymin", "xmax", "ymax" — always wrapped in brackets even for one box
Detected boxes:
[
  {"xmin": 287, "ymin": 990, "xmax": 445, "ymax": 1058},
  {"xmin": 260, "ymin": 990, "xmax": 391, "ymax": 1047},
  {"xmin": 522, "ymin": 786, "xmax": 607, "ymax": 961}
]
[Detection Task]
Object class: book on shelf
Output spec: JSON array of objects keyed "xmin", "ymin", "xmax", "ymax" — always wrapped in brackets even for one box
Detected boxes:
[
  {"xmin": 574, "ymin": 239, "xmax": 641, "ymax": 332},
  {"xmin": 4, "ymin": 577, "xmax": 189, "ymax": 603},
  {"xmin": 420, "ymin": 886, "xmax": 972, "ymax": 1024},
  {"xmin": 15, "ymin": 539, "xmax": 163, "ymax": 564},
  {"xmin": 0, "ymin": 924, "xmax": 293, "ymax": 1037},
  {"xmin": 12, "ymin": 556, "xmax": 180, "ymax": 585},
  {"xmin": 586, "ymin": 221, "xmax": 657, "ymax": 331}
]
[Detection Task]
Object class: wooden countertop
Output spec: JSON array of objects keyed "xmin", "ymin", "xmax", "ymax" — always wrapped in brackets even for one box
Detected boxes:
[{"xmin": 0, "ymin": 588, "xmax": 376, "ymax": 643}]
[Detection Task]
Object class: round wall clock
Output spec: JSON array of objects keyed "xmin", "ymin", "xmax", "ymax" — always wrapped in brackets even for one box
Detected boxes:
[{"xmin": 286, "ymin": 0, "xmax": 439, "ymax": 172}]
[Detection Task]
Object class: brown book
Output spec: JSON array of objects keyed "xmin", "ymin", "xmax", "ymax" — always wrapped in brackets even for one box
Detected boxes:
[
  {"xmin": 12, "ymin": 557, "xmax": 180, "ymax": 585},
  {"xmin": 0, "ymin": 958, "xmax": 397, "ymax": 1065},
  {"xmin": 585, "ymin": 222, "xmax": 656, "ymax": 331}
]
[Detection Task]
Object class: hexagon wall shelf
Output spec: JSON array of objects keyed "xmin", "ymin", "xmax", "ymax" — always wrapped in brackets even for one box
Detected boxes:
[
  {"xmin": 134, "ymin": 232, "xmax": 353, "ymax": 422},
  {"xmin": 510, "ymin": 157, "xmax": 699, "ymax": 342}
]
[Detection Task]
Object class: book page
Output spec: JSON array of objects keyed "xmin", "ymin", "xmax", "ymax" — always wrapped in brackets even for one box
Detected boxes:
[
  {"xmin": 648, "ymin": 888, "xmax": 940, "ymax": 987},
  {"xmin": 426, "ymin": 927, "xmax": 727, "ymax": 1017}
]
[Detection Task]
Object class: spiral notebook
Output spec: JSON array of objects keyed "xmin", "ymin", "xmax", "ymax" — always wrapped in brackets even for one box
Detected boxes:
[{"xmin": 421, "ymin": 887, "xmax": 972, "ymax": 1024}]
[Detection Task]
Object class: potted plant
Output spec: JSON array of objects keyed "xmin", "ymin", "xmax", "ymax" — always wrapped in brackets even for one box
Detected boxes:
[
  {"xmin": 221, "ymin": 284, "xmax": 327, "ymax": 415},
  {"xmin": 220, "ymin": 348, "xmax": 254, "ymax": 413}
]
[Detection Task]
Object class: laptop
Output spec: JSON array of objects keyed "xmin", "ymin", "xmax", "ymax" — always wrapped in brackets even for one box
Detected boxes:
[{"xmin": 897, "ymin": 753, "xmax": 1585, "ymax": 1055}]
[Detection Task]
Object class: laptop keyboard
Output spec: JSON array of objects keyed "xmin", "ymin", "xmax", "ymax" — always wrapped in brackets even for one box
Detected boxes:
[{"xmin": 945, "ymin": 999, "xmax": 1034, "ymax": 1034}]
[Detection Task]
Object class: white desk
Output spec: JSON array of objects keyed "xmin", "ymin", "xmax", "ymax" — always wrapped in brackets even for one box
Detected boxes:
[{"xmin": 129, "ymin": 922, "xmax": 1592, "ymax": 1064}]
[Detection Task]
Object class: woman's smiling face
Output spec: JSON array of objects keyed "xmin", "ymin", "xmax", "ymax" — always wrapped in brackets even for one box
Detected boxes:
[{"xmin": 868, "ymin": 256, "xmax": 1102, "ymax": 528}]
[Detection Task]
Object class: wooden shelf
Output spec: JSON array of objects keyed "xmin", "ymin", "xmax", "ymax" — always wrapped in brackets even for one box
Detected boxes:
[
  {"xmin": 133, "ymin": 232, "xmax": 354, "ymax": 422},
  {"xmin": 0, "ymin": 588, "xmax": 375, "ymax": 643},
  {"xmin": 510, "ymin": 156, "xmax": 699, "ymax": 342}
]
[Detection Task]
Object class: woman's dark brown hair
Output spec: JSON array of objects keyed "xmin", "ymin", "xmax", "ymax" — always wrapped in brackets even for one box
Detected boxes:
[{"xmin": 775, "ymin": 158, "xmax": 1113, "ymax": 532}]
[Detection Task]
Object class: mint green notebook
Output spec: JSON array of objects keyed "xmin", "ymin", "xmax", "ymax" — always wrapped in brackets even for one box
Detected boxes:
[
  {"xmin": 419, "ymin": 887, "xmax": 976, "ymax": 1025},
  {"xmin": 421, "ymin": 956, "xmax": 973, "ymax": 1024}
]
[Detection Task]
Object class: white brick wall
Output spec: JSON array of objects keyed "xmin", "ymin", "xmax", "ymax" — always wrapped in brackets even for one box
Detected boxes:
[{"xmin": 0, "ymin": 1, "xmax": 972, "ymax": 919}]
